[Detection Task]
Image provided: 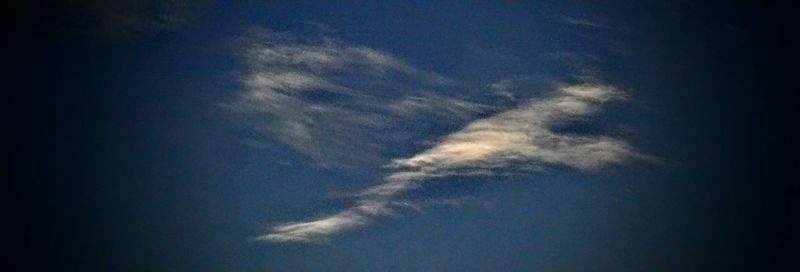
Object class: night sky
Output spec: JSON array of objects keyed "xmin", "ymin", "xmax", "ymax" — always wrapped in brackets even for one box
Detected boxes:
[{"xmin": 7, "ymin": 1, "xmax": 795, "ymax": 271}]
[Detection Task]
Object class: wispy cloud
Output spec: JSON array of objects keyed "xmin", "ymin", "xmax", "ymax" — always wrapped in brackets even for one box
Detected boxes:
[
  {"xmin": 390, "ymin": 84, "xmax": 637, "ymax": 172},
  {"xmin": 259, "ymin": 200, "xmax": 391, "ymax": 243},
  {"xmin": 257, "ymin": 83, "xmax": 648, "ymax": 243},
  {"xmin": 560, "ymin": 16, "xmax": 613, "ymax": 30},
  {"xmin": 486, "ymin": 79, "xmax": 518, "ymax": 100},
  {"xmin": 228, "ymin": 28, "xmax": 486, "ymax": 169},
  {"xmin": 231, "ymin": 28, "xmax": 648, "ymax": 244}
]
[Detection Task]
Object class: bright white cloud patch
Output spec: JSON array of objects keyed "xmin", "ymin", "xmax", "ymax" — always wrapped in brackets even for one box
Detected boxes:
[
  {"xmin": 257, "ymin": 83, "xmax": 645, "ymax": 243},
  {"xmin": 391, "ymin": 84, "xmax": 634, "ymax": 173}
]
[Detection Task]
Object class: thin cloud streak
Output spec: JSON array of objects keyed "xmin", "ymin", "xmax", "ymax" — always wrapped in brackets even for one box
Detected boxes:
[
  {"xmin": 560, "ymin": 16, "xmax": 613, "ymax": 30},
  {"xmin": 259, "ymin": 83, "xmax": 647, "ymax": 243}
]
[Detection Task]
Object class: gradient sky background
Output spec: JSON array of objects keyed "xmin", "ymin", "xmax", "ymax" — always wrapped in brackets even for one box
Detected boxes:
[{"xmin": 7, "ymin": 1, "xmax": 794, "ymax": 271}]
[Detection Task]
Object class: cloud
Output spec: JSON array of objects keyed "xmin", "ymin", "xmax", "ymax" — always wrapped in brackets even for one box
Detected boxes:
[
  {"xmin": 232, "ymin": 28, "xmax": 648, "ymax": 244},
  {"xmin": 388, "ymin": 94, "xmax": 488, "ymax": 121},
  {"xmin": 390, "ymin": 84, "xmax": 636, "ymax": 173},
  {"xmin": 258, "ymin": 82, "xmax": 647, "ymax": 243},
  {"xmin": 229, "ymin": 28, "xmax": 486, "ymax": 169},
  {"xmin": 257, "ymin": 201, "xmax": 390, "ymax": 243},
  {"xmin": 486, "ymin": 79, "xmax": 517, "ymax": 100},
  {"xmin": 560, "ymin": 16, "xmax": 613, "ymax": 30}
]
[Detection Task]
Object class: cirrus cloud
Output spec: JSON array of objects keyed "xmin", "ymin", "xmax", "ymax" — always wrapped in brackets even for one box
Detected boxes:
[
  {"xmin": 228, "ymin": 28, "xmax": 486, "ymax": 170},
  {"xmin": 257, "ymin": 83, "xmax": 648, "ymax": 243}
]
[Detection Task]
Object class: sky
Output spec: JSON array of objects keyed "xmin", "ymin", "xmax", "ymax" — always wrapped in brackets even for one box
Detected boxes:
[{"xmin": 7, "ymin": 1, "xmax": 795, "ymax": 271}]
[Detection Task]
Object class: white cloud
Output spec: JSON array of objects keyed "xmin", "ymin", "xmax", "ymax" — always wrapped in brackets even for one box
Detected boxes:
[
  {"xmin": 257, "ymin": 201, "xmax": 390, "ymax": 243},
  {"xmin": 259, "ymin": 82, "xmax": 648, "ymax": 243},
  {"xmin": 486, "ymin": 79, "xmax": 517, "ymax": 99},
  {"xmin": 388, "ymin": 94, "xmax": 488, "ymax": 121},
  {"xmin": 229, "ymin": 28, "xmax": 485, "ymax": 169},
  {"xmin": 258, "ymin": 209, "xmax": 368, "ymax": 243},
  {"xmin": 391, "ymin": 84, "xmax": 636, "ymax": 173},
  {"xmin": 560, "ymin": 16, "xmax": 613, "ymax": 30}
]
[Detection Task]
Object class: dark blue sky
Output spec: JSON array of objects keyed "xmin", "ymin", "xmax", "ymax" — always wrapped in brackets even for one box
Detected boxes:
[{"xmin": 7, "ymin": 1, "xmax": 794, "ymax": 271}]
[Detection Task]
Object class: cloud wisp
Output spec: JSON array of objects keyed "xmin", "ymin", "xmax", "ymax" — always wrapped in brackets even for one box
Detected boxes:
[
  {"xmin": 229, "ymin": 28, "xmax": 486, "ymax": 169},
  {"xmin": 560, "ymin": 16, "xmax": 613, "ymax": 30},
  {"xmin": 257, "ymin": 83, "xmax": 645, "ymax": 243}
]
